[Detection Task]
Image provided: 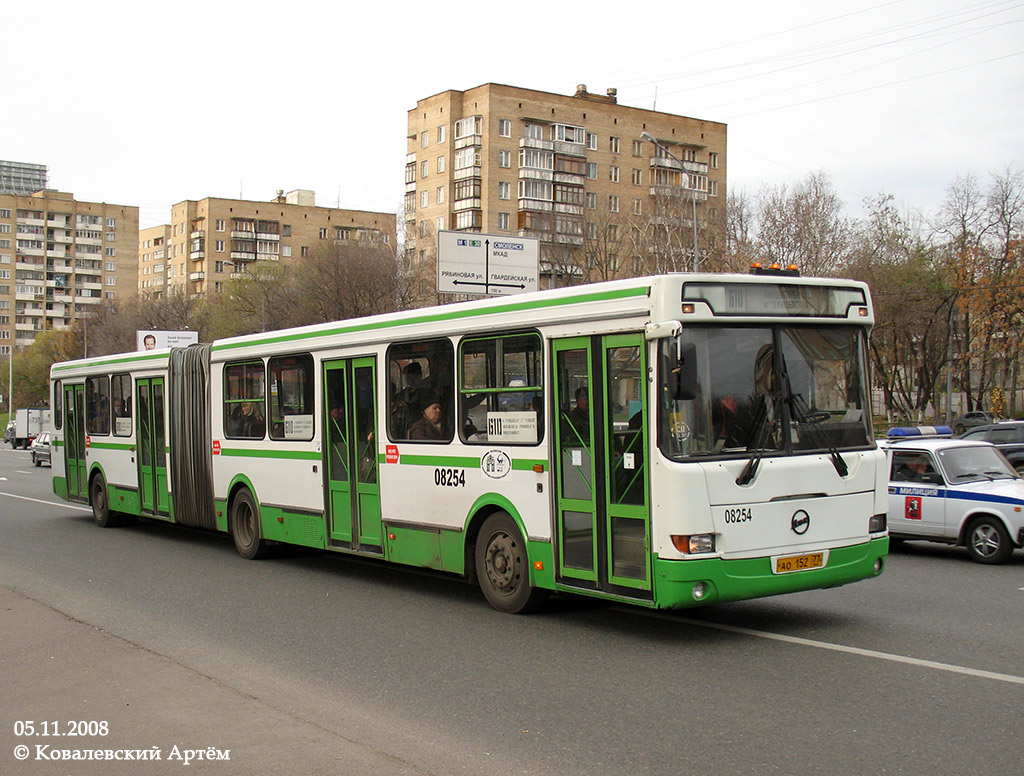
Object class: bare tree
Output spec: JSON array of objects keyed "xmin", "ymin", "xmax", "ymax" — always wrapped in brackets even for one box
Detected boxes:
[{"xmin": 286, "ymin": 241, "xmax": 400, "ymax": 325}]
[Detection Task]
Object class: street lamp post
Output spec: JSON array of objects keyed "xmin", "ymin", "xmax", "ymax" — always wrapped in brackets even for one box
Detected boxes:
[
  {"xmin": 224, "ymin": 260, "xmax": 267, "ymax": 332},
  {"xmin": 641, "ymin": 131, "xmax": 700, "ymax": 271}
]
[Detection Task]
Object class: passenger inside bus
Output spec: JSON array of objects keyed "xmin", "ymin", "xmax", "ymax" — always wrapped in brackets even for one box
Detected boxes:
[{"xmin": 408, "ymin": 395, "xmax": 446, "ymax": 441}]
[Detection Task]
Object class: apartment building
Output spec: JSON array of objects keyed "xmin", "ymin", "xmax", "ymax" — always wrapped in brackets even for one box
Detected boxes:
[
  {"xmin": 406, "ymin": 83, "xmax": 726, "ymax": 285},
  {"xmin": 0, "ymin": 190, "xmax": 138, "ymax": 354},
  {"xmin": 0, "ymin": 160, "xmax": 48, "ymax": 196},
  {"xmin": 141, "ymin": 190, "xmax": 397, "ymax": 298}
]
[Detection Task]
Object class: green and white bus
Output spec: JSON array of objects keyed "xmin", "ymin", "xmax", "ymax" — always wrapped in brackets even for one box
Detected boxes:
[{"xmin": 50, "ymin": 272, "xmax": 888, "ymax": 613}]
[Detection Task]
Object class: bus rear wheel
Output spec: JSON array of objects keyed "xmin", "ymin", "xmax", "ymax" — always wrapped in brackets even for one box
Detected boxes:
[
  {"xmin": 90, "ymin": 475, "xmax": 121, "ymax": 528},
  {"xmin": 475, "ymin": 512, "xmax": 545, "ymax": 614},
  {"xmin": 230, "ymin": 489, "xmax": 272, "ymax": 560}
]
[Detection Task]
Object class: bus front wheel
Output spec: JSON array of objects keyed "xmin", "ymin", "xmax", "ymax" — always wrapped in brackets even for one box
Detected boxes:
[
  {"xmin": 474, "ymin": 512, "xmax": 545, "ymax": 614},
  {"xmin": 90, "ymin": 475, "xmax": 121, "ymax": 528},
  {"xmin": 230, "ymin": 489, "xmax": 272, "ymax": 560}
]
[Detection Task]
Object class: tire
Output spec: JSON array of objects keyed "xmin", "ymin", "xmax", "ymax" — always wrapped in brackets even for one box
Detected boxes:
[
  {"xmin": 474, "ymin": 512, "xmax": 546, "ymax": 613},
  {"xmin": 33, "ymin": 455, "xmax": 41, "ymax": 467},
  {"xmin": 954, "ymin": 424, "xmax": 966, "ymax": 435},
  {"xmin": 965, "ymin": 516, "xmax": 1013, "ymax": 564},
  {"xmin": 230, "ymin": 489, "xmax": 271, "ymax": 559},
  {"xmin": 90, "ymin": 475, "xmax": 121, "ymax": 528}
]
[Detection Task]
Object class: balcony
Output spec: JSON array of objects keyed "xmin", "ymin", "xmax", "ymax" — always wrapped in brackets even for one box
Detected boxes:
[
  {"xmin": 256, "ymin": 253, "xmax": 279, "ymax": 262},
  {"xmin": 231, "ymin": 230, "xmax": 255, "ymax": 239},
  {"xmin": 17, "ymin": 217, "xmax": 45, "ymax": 228},
  {"xmin": 455, "ymin": 134, "xmax": 482, "ymax": 150},
  {"xmin": 230, "ymin": 251, "xmax": 256, "ymax": 262},
  {"xmin": 191, "ymin": 230, "xmax": 205, "ymax": 239},
  {"xmin": 520, "ymin": 137, "xmax": 554, "ymax": 152},
  {"xmin": 649, "ymin": 156, "xmax": 708, "ymax": 175},
  {"xmin": 554, "ymin": 233, "xmax": 584, "ymax": 246},
  {"xmin": 189, "ymin": 271, "xmax": 205, "ymax": 281},
  {"xmin": 453, "ymin": 166, "xmax": 481, "ymax": 181},
  {"xmin": 518, "ymin": 198, "xmax": 553, "ymax": 212},
  {"xmin": 256, "ymin": 232, "xmax": 279, "ymax": 241},
  {"xmin": 452, "ymin": 197, "xmax": 482, "ymax": 212},
  {"xmin": 190, "ymin": 250, "xmax": 205, "ymax": 261},
  {"xmin": 553, "ymin": 202, "xmax": 584, "ymax": 216},
  {"xmin": 518, "ymin": 167, "xmax": 554, "ymax": 182}
]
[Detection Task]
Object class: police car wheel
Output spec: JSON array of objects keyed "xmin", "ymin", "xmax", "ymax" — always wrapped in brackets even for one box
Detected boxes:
[{"xmin": 965, "ymin": 517, "xmax": 1012, "ymax": 565}]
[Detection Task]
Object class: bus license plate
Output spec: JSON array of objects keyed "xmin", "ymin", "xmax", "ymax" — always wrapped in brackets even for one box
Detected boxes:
[{"xmin": 774, "ymin": 552, "xmax": 824, "ymax": 574}]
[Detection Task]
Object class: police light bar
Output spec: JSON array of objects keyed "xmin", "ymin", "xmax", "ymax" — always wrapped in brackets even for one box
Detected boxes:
[{"xmin": 886, "ymin": 426, "xmax": 954, "ymax": 438}]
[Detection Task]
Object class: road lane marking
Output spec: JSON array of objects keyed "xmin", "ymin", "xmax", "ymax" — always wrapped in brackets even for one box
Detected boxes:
[
  {"xmin": 648, "ymin": 612, "xmax": 1024, "ymax": 686},
  {"xmin": 0, "ymin": 490, "xmax": 91, "ymax": 513}
]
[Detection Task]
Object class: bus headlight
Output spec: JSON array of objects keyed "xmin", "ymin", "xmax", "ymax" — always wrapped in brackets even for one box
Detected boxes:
[
  {"xmin": 671, "ymin": 534, "xmax": 716, "ymax": 554},
  {"xmin": 692, "ymin": 581, "xmax": 709, "ymax": 600},
  {"xmin": 868, "ymin": 514, "xmax": 887, "ymax": 533}
]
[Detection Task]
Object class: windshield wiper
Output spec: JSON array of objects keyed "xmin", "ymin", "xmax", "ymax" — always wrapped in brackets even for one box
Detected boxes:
[
  {"xmin": 779, "ymin": 364, "xmax": 848, "ymax": 478},
  {"xmin": 736, "ymin": 394, "xmax": 776, "ymax": 485}
]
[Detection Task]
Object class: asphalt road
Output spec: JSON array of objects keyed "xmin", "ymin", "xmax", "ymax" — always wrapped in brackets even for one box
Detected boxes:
[{"xmin": 1, "ymin": 443, "xmax": 1022, "ymax": 776}]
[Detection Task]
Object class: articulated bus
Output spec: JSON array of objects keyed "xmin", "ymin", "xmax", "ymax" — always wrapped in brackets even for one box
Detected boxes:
[{"xmin": 50, "ymin": 273, "xmax": 888, "ymax": 613}]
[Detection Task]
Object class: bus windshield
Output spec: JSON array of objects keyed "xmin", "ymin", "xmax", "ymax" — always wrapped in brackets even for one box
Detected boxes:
[{"xmin": 658, "ymin": 324, "xmax": 873, "ymax": 460}]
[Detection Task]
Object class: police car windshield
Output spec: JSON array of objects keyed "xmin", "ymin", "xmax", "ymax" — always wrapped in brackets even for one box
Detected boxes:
[{"xmin": 937, "ymin": 445, "xmax": 1018, "ymax": 482}]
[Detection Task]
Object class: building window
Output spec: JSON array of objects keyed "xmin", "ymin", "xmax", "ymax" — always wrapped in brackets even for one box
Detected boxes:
[
  {"xmin": 436, "ymin": 186, "xmax": 445, "ymax": 204},
  {"xmin": 498, "ymin": 182, "xmax": 511, "ymax": 200},
  {"xmin": 437, "ymin": 155, "xmax": 445, "ymax": 173},
  {"xmin": 709, "ymin": 152, "xmax": 719, "ymax": 169},
  {"xmin": 587, "ymin": 132, "xmax": 597, "ymax": 150},
  {"xmin": 586, "ymin": 192, "xmax": 597, "ymax": 210},
  {"xmin": 632, "ymin": 140, "xmax": 643, "ymax": 156},
  {"xmin": 105, "ymin": 261, "xmax": 116, "ymax": 271},
  {"xmin": 632, "ymin": 168, "xmax": 643, "ymax": 185},
  {"xmin": 421, "ymin": 160, "xmax": 429, "ymax": 179},
  {"xmin": 282, "ymin": 225, "xmax": 291, "ymax": 237},
  {"xmin": 710, "ymin": 180, "xmax": 719, "ymax": 197},
  {"xmin": 610, "ymin": 165, "xmax": 620, "ymax": 183},
  {"xmin": 499, "ymin": 119, "xmax": 511, "ymax": 137},
  {"xmin": 632, "ymin": 198, "xmax": 642, "ymax": 215},
  {"xmin": 301, "ymin": 246, "xmax": 309, "ymax": 258},
  {"xmin": 455, "ymin": 115, "xmax": 482, "ymax": 139},
  {"xmin": 498, "ymin": 212, "xmax": 510, "ymax": 230},
  {"xmin": 319, "ymin": 228, "xmax": 328, "ymax": 239},
  {"xmin": 107, "ymin": 218, "xmax": 116, "ymax": 228},
  {"xmin": 216, "ymin": 240, "xmax": 225, "ymax": 252},
  {"xmin": 421, "ymin": 190, "xmax": 428, "ymax": 208},
  {"xmin": 554, "ymin": 124, "xmax": 585, "ymax": 144},
  {"xmin": 282, "ymin": 245, "xmax": 292, "ymax": 257},
  {"xmin": 421, "ymin": 131, "xmax": 429, "ymax": 149},
  {"xmin": 587, "ymin": 163, "xmax": 597, "ymax": 179},
  {"xmin": 498, "ymin": 150, "xmax": 511, "ymax": 168},
  {"xmin": 524, "ymin": 124, "xmax": 543, "ymax": 140},
  {"xmin": 105, "ymin": 248, "xmax": 115, "ymax": 257},
  {"xmin": 216, "ymin": 219, "xmax": 226, "ymax": 231},
  {"xmin": 437, "ymin": 125, "xmax": 446, "ymax": 143},
  {"xmin": 609, "ymin": 195, "xmax": 619, "ymax": 213},
  {"xmin": 437, "ymin": 216, "xmax": 445, "ymax": 232},
  {"xmin": 609, "ymin": 136, "xmax": 621, "ymax": 154}
]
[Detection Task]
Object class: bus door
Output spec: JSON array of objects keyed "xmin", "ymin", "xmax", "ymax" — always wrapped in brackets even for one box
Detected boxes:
[
  {"xmin": 136, "ymin": 377, "xmax": 169, "ymax": 515},
  {"xmin": 323, "ymin": 357, "xmax": 382, "ymax": 553},
  {"xmin": 64, "ymin": 383, "xmax": 87, "ymax": 501},
  {"xmin": 553, "ymin": 335, "xmax": 651, "ymax": 595}
]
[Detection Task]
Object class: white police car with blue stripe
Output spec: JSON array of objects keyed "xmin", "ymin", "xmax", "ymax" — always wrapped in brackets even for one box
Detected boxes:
[{"xmin": 882, "ymin": 427, "xmax": 1024, "ymax": 563}]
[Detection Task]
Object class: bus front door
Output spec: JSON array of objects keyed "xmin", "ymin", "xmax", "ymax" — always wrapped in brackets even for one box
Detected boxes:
[
  {"xmin": 136, "ymin": 377, "xmax": 169, "ymax": 515},
  {"xmin": 64, "ymin": 383, "xmax": 87, "ymax": 501},
  {"xmin": 323, "ymin": 358, "xmax": 382, "ymax": 554},
  {"xmin": 554, "ymin": 335, "xmax": 651, "ymax": 596}
]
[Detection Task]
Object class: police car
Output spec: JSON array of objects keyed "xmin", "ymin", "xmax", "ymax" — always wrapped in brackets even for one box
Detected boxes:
[{"xmin": 882, "ymin": 427, "xmax": 1024, "ymax": 564}]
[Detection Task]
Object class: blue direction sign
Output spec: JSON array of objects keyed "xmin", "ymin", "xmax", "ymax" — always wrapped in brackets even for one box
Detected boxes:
[{"xmin": 437, "ymin": 231, "xmax": 540, "ymax": 296}]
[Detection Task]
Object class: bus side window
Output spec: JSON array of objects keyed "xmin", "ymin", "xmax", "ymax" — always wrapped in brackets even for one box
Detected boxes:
[
  {"xmin": 86, "ymin": 375, "xmax": 110, "ymax": 436},
  {"xmin": 387, "ymin": 339, "xmax": 454, "ymax": 443}
]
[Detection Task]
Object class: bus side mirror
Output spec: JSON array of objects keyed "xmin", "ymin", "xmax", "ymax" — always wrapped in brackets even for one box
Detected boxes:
[{"xmin": 672, "ymin": 343, "xmax": 697, "ymax": 401}]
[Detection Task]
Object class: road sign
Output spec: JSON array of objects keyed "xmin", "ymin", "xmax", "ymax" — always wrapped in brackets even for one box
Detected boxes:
[{"xmin": 437, "ymin": 231, "xmax": 539, "ymax": 296}]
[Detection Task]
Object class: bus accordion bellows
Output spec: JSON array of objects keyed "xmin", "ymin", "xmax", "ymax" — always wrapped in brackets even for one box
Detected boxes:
[{"xmin": 49, "ymin": 273, "xmax": 888, "ymax": 613}]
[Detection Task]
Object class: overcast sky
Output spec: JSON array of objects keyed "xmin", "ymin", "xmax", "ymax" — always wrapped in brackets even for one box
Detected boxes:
[{"xmin": 6, "ymin": 0, "xmax": 1021, "ymax": 230}]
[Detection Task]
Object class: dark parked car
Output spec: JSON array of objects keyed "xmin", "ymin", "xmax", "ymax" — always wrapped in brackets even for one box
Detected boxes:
[
  {"xmin": 951, "ymin": 410, "xmax": 997, "ymax": 435},
  {"xmin": 959, "ymin": 421, "xmax": 1024, "ymax": 472},
  {"xmin": 30, "ymin": 432, "xmax": 51, "ymax": 467}
]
